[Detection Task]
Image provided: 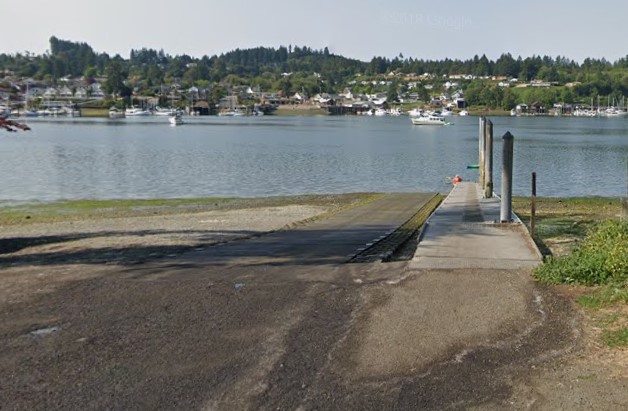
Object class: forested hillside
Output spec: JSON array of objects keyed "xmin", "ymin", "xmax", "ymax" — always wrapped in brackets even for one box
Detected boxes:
[{"xmin": 1, "ymin": 36, "xmax": 627, "ymax": 109}]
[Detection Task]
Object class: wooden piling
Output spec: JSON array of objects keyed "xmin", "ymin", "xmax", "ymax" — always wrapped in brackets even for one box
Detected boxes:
[
  {"xmin": 484, "ymin": 119, "xmax": 493, "ymax": 198},
  {"xmin": 479, "ymin": 117, "xmax": 486, "ymax": 186},
  {"xmin": 531, "ymin": 172, "xmax": 537, "ymax": 236}
]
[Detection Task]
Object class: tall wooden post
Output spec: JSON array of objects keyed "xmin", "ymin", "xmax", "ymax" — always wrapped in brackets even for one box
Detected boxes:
[
  {"xmin": 479, "ymin": 117, "xmax": 486, "ymax": 185},
  {"xmin": 531, "ymin": 172, "xmax": 537, "ymax": 236},
  {"xmin": 500, "ymin": 132, "xmax": 514, "ymax": 223},
  {"xmin": 484, "ymin": 119, "xmax": 493, "ymax": 198}
]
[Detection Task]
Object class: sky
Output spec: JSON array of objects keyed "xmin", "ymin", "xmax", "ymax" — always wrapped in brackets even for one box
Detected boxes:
[{"xmin": 3, "ymin": 0, "xmax": 627, "ymax": 63}]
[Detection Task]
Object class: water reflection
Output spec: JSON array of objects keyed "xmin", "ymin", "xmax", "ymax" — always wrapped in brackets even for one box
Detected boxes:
[{"xmin": 0, "ymin": 115, "xmax": 626, "ymax": 202}]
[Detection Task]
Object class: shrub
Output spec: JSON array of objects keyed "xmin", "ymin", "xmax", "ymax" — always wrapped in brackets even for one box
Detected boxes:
[{"xmin": 535, "ymin": 220, "xmax": 628, "ymax": 285}]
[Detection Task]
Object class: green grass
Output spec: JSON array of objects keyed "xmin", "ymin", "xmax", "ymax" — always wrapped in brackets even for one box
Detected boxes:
[
  {"xmin": 577, "ymin": 292, "xmax": 628, "ymax": 349},
  {"xmin": 601, "ymin": 327, "xmax": 628, "ymax": 348},
  {"xmin": 80, "ymin": 108, "xmax": 109, "ymax": 117},
  {"xmin": 0, "ymin": 198, "xmax": 236, "ymax": 223},
  {"xmin": 514, "ymin": 197, "xmax": 627, "ymax": 350},
  {"xmin": 577, "ymin": 286, "xmax": 628, "ymax": 309},
  {"xmin": 0, "ymin": 194, "xmax": 380, "ymax": 225},
  {"xmin": 534, "ymin": 220, "xmax": 628, "ymax": 285}
]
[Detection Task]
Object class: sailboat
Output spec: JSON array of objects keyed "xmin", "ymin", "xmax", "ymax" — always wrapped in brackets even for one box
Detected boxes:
[{"xmin": 23, "ymin": 82, "xmax": 38, "ymax": 117}]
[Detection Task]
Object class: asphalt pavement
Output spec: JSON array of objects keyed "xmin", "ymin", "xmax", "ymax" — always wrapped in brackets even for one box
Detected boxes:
[{"xmin": 0, "ymin": 190, "xmax": 578, "ymax": 410}]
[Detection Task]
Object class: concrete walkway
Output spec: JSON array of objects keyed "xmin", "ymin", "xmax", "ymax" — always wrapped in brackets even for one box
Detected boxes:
[{"xmin": 411, "ymin": 182, "xmax": 542, "ymax": 269}]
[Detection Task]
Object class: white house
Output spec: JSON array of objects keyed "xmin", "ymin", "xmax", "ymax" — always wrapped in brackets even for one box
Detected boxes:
[
  {"xmin": 43, "ymin": 88, "xmax": 58, "ymax": 98},
  {"xmin": 74, "ymin": 87, "xmax": 88, "ymax": 99},
  {"xmin": 340, "ymin": 88, "xmax": 355, "ymax": 100},
  {"xmin": 58, "ymin": 86, "xmax": 73, "ymax": 98},
  {"xmin": 90, "ymin": 83, "xmax": 105, "ymax": 99},
  {"xmin": 291, "ymin": 92, "xmax": 307, "ymax": 101}
]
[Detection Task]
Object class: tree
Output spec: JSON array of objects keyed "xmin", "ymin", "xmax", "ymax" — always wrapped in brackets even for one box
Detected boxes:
[
  {"xmin": 501, "ymin": 88, "xmax": 517, "ymax": 110},
  {"xmin": 103, "ymin": 60, "xmax": 130, "ymax": 97},
  {"xmin": 387, "ymin": 81, "xmax": 399, "ymax": 103}
]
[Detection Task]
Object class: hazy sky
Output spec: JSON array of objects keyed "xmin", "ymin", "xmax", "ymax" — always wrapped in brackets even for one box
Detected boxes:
[{"xmin": 3, "ymin": 0, "xmax": 627, "ymax": 62}]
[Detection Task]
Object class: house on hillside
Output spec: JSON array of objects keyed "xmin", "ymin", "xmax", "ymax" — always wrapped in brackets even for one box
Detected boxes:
[
  {"xmin": 43, "ymin": 88, "xmax": 57, "ymax": 99},
  {"xmin": 90, "ymin": 83, "xmax": 105, "ymax": 99},
  {"xmin": 58, "ymin": 86, "xmax": 73, "ymax": 98},
  {"xmin": 74, "ymin": 87, "xmax": 88, "ymax": 99},
  {"xmin": 291, "ymin": 92, "xmax": 308, "ymax": 102}
]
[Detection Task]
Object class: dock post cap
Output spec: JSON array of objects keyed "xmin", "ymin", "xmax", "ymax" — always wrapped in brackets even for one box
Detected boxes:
[{"xmin": 502, "ymin": 131, "xmax": 514, "ymax": 140}]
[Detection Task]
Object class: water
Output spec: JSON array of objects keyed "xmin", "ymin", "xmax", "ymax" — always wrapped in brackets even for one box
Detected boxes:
[{"xmin": 1, "ymin": 115, "xmax": 627, "ymax": 202}]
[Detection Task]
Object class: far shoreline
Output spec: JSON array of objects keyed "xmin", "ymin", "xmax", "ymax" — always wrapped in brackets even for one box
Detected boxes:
[{"xmin": 75, "ymin": 106, "xmax": 513, "ymax": 118}]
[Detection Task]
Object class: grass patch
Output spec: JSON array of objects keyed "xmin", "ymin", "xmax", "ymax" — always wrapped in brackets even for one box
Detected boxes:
[
  {"xmin": 514, "ymin": 197, "xmax": 622, "ymax": 257},
  {"xmin": 577, "ymin": 286, "xmax": 628, "ymax": 309},
  {"xmin": 514, "ymin": 197, "xmax": 620, "ymax": 238},
  {"xmin": 601, "ymin": 327, "xmax": 628, "ymax": 348},
  {"xmin": 576, "ymin": 374, "xmax": 597, "ymax": 381},
  {"xmin": 80, "ymin": 108, "xmax": 109, "ymax": 117},
  {"xmin": 515, "ymin": 197, "xmax": 627, "ymax": 350},
  {"xmin": 534, "ymin": 220, "xmax": 628, "ymax": 285},
  {"xmin": 0, "ymin": 193, "xmax": 381, "ymax": 225}
]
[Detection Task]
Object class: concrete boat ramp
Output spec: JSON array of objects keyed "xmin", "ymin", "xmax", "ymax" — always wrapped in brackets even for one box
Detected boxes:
[{"xmin": 411, "ymin": 181, "xmax": 542, "ymax": 269}]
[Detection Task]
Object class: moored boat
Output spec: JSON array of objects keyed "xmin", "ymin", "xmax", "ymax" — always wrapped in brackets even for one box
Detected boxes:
[
  {"xmin": 410, "ymin": 114, "xmax": 450, "ymax": 126},
  {"xmin": 218, "ymin": 108, "xmax": 246, "ymax": 116},
  {"xmin": 154, "ymin": 106, "xmax": 176, "ymax": 116},
  {"xmin": 168, "ymin": 112, "xmax": 184, "ymax": 125},
  {"xmin": 408, "ymin": 108, "xmax": 424, "ymax": 117},
  {"xmin": 109, "ymin": 107, "xmax": 125, "ymax": 118},
  {"xmin": 125, "ymin": 106, "xmax": 151, "ymax": 116}
]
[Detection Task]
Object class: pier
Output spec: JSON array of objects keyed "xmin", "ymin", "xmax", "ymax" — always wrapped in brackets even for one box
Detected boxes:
[{"xmin": 411, "ymin": 181, "xmax": 542, "ymax": 269}]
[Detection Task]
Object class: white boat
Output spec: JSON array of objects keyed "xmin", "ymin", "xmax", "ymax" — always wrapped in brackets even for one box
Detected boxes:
[
  {"xmin": 601, "ymin": 107, "xmax": 628, "ymax": 117},
  {"xmin": 408, "ymin": 108, "xmax": 424, "ymax": 117},
  {"xmin": 410, "ymin": 114, "xmax": 450, "ymax": 126},
  {"xmin": 125, "ymin": 106, "xmax": 151, "ymax": 116},
  {"xmin": 154, "ymin": 106, "xmax": 176, "ymax": 116},
  {"xmin": 169, "ymin": 112, "xmax": 184, "ymax": 125},
  {"xmin": 109, "ymin": 107, "xmax": 125, "ymax": 118},
  {"xmin": 459, "ymin": 110, "xmax": 469, "ymax": 116},
  {"xmin": 218, "ymin": 108, "xmax": 246, "ymax": 117},
  {"xmin": 374, "ymin": 108, "xmax": 387, "ymax": 116}
]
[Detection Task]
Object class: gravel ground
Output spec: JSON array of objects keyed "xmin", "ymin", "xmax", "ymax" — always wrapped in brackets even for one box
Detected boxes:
[
  {"xmin": 0, "ymin": 202, "xmax": 340, "ymax": 308},
  {"xmin": 0, "ymin": 205, "xmax": 327, "ymax": 262}
]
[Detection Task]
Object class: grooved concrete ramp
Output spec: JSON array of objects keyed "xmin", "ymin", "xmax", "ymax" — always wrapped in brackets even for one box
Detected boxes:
[
  {"xmin": 411, "ymin": 182, "xmax": 542, "ymax": 269},
  {"xmin": 163, "ymin": 192, "xmax": 436, "ymax": 267}
]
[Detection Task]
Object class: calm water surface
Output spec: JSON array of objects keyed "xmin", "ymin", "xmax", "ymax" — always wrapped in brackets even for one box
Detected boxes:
[{"xmin": 1, "ymin": 115, "xmax": 627, "ymax": 202}]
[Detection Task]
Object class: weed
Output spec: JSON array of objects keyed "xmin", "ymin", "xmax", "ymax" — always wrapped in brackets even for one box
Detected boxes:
[
  {"xmin": 577, "ymin": 286, "xmax": 628, "ymax": 309},
  {"xmin": 535, "ymin": 220, "xmax": 628, "ymax": 285}
]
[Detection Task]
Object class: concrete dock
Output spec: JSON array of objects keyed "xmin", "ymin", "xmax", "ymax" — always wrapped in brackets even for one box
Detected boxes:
[{"xmin": 411, "ymin": 182, "xmax": 542, "ymax": 269}]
